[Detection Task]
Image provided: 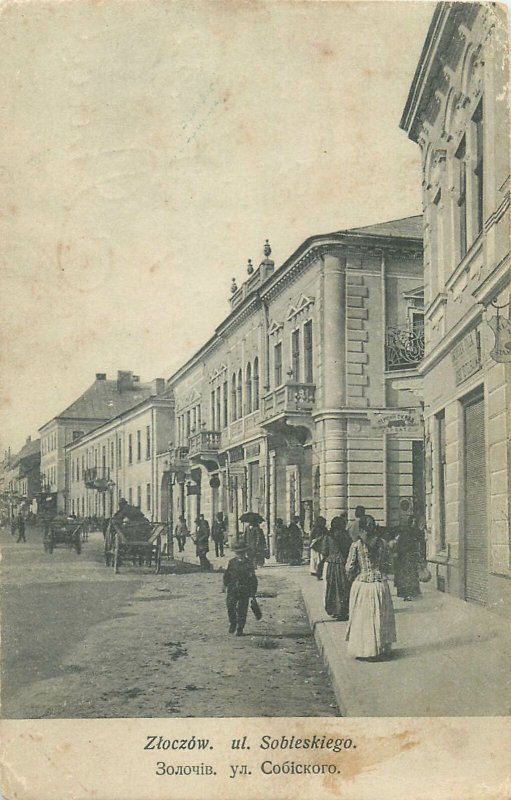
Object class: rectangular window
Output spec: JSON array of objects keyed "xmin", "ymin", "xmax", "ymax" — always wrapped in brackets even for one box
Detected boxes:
[
  {"xmin": 146, "ymin": 482, "xmax": 151, "ymax": 511},
  {"xmin": 137, "ymin": 430, "xmax": 141, "ymax": 461},
  {"xmin": 128, "ymin": 434, "xmax": 133, "ymax": 464},
  {"xmin": 137, "ymin": 485, "xmax": 142, "ymax": 508},
  {"xmin": 456, "ymin": 136, "xmax": 467, "ymax": 260},
  {"xmin": 146, "ymin": 425, "xmax": 151, "ymax": 460},
  {"xmin": 304, "ymin": 320, "xmax": 313, "ymax": 383},
  {"xmin": 473, "ymin": 100, "xmax": 484, "ymax": 236},
  {"xmin": 186, "ymin": 411, "xmax": 191, "ymax": 437},
  {"xmin": 211, "ymin": 390, "xmax": 216, "ymax": 429},
  {"xmin": 291, "ymin": 329, "xmax": 300, "ymax": 382},
  {"xmin": 216, "ymin": 387, "xmax": 221, "ymax": 430},
  {"xmin": 110, "ymin": 441, "xmax": 114, "ymax": 468},
  {"xmin": 223, "ymin": 381, "xmax": 228, "ymax": 427},
  {"xmin": 76, "ymin": 458, "xmax": 80, "ymax": 482},
  {"xmin": 102, "ymin": 445, "xmax": 106, "ymax": 469},
  {"xmin": 72, "ymin": 459, "xmax": 75, "ymax": 482},
  {"xmin": 118, "ymin": 438, "xmax": 122, "ymax": 468},
  {"xmin": 128, "ymin": 487, "xmax": 133, "ymax": 505},
  {"xmin": 274, "ymin": 342, "xmax": 283, "ymax": 386}
]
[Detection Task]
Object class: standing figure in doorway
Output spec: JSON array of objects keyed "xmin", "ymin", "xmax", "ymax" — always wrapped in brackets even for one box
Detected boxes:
[
  {"xmin": 287, "ymin": 516, "xmax": 304, "ymax": 565},
  {"xmin": 223, "ymin": 541, "xmax": 258, "ymax": 636},
  {"xmin": 274, "ymin": 518, "xmax": 287, "ymax": 563},
  {"xmin": 345, "ymin": 515, "xmax": 396, "ymax": 660},
  {"xmin": 394, "ymin": 515, "xmax": 422, "ymax": 601}
]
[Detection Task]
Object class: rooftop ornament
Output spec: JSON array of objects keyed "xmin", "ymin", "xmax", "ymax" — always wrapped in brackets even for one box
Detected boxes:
[
  {"xmin": 230, "ymin": 278, "xmax": 238, "ymax": 294},
  {"xmin": 247, "ymin": 258, "xmax": 254, "ymax": 275}
]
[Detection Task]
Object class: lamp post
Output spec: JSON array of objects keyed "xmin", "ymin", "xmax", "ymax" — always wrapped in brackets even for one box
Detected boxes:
[{"xmin": 167, "ymin": 442, "xmax": 175, "ymax": 559}]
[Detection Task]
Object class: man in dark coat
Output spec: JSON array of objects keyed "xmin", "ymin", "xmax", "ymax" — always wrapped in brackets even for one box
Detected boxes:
[
  {"xmin": 16, "ymin": 513, "xmax": 26, "ymax": 543},
  {"xmin": 211, "ymin": 512, "xmax": 226, "ymax": 557},
  {"xmin": 223, "ymin": 542, "xmax": 258, "ymax": 636},
  {"xmin": 287, "ymin": 516, "xmax": 303, "ymax": 565}
]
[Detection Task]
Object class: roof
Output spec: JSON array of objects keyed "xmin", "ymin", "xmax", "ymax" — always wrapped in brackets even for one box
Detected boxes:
[
  {"xmin": 16, "ymin": 438, "xmax": 41, "ymax": 462},
  {"xmin": 45, "ymin": 379, "xmax": 154, "ymax": 425},
  {"xmin": 345, "ymin": 215, "xmax": 423, "ymax": 240}
]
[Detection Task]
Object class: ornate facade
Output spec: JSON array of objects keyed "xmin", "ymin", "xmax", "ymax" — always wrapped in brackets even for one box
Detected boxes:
[
  {"xmin": 161, "ymin": 221, "xmax": 424, "ymax": 552},
  {"xmin": 401, "ymin": 2, "xmax": 510, "ymax": 609}
]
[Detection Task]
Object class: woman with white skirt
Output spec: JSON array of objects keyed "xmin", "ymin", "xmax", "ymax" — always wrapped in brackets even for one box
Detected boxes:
[{"xmin": 345, "ymin": 515, "xmax": 396, "ymax": 660}]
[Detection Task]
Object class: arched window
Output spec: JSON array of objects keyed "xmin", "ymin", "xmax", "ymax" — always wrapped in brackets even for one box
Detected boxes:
[
  {"xmin": 253, "ymin": 357, "xmax": 259, "ymax": 410},
  {"xmin": 245, "ymin": 363, "xmax": 252, "ymax": 415},
  {"xmin": 231, "ymin": 374, "xmax": 237, "ymax": 421},
  {"xmin": 237, "ymin": 369, "xmax": 243, "ymax": 419}
]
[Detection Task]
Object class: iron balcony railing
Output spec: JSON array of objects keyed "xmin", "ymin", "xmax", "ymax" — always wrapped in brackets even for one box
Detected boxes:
[
  {"xmin": 262, "ymin": 382, "xmax": 316, "ymax": 419},
  {"xmin": 385, "ymin": 325, "xmax": 425, "ymax": 371},
  {"xmin": 188, "ymin": 430, "xmax": 221, "ymax": 458}
]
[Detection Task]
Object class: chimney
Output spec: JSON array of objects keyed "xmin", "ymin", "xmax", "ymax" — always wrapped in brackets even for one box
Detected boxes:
[
  {"xmin": 26, "ymin": 435, "xmax": 31, "ymax": 444},
  {"xmin": 117, "ymin": 370, "xmax": 134, "ymax": 392},
  {"xmin": 152, "ymin": 378, "xmax": 165, "ymax": 395},
  {"xmin": 95, "ymin": 373, "xmax": 107, "ymax": 381}
]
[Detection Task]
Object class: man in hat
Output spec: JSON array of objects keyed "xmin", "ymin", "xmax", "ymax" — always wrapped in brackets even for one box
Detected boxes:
[{"xmin": 223, "ymin": 541, "xmax": 258, "ymax": 636}]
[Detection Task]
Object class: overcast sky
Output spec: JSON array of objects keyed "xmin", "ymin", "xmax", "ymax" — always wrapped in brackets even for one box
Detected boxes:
[{"xmin": 0, "ymin": 0, "xmax": 434, "ymax": 452}]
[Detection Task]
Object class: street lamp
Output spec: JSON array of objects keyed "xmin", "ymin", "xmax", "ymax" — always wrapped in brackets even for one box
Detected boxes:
[{"xmin": 167, "ymin": 442, "xmax": 175, "ymax": 560}]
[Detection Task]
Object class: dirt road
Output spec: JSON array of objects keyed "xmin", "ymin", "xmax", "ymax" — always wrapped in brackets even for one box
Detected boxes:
[{"xmin": 1, "ymin": 526, "xmax": 338, "ymax": 718}]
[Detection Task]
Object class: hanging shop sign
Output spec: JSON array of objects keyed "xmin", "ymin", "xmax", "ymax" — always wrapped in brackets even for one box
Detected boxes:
[
  {"xmin": 245, "ymin": 443, "xmax": 261, "ymax": 460},
  {"xmin": 368, "ymin": 409, "xmax": 422, "ymax": 434},
  {"xmin": 487, "ymin": 304, "xmax": 511, "ymax": 363},
  {"xmin": 229, "ymin": 445, "xmax": 244, "ymax": 463},
  {"xmin": 451, "ymin": 329, "xmax": 481, "ymax": 384}
]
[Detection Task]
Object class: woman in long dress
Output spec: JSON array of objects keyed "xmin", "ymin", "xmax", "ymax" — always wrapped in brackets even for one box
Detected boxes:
[
  {"xmin": 345, "ymin": 515, "xmax": 396, "ymax": 659},
  {"xmin": 322, "ymin": 515, "xmax": 352, "ymax": 620},
  {"xmin": 309, "ymin": 516, "xmax": 328, "ymax": 577}
]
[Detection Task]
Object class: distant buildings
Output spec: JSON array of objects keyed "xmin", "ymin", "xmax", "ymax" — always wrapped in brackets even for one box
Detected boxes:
[
  {"xmin": 0, "ymin": 437, "xmax": 40, "ymax": 518},
  {"xmin": 39, "ymin": 371, "xmax": 161, "ymax": 513},
  {"xmin": 401, "ymin": 2, "xmax": 510, "ymax": 609}
]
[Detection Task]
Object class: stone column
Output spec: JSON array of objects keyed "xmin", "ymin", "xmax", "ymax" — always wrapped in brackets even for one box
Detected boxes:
[{"xmin": 318, "ymin": 250, "xmax": 348, "ymax": 520}]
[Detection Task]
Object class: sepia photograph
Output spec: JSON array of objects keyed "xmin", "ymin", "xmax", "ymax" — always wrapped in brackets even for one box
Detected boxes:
[{"xmin": 0, "ymin": 0, "xmax": 510, "ymax": 794}]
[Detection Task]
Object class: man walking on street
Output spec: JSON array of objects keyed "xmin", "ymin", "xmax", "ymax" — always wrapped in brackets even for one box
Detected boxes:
[
  {"xmin": 175, "ymin": 515, "xmax": 189, "ymax": 553},
  {"xmin": 16, "ymin": 513, "xmax": 26, "ymax": 543},
  {"xmin": 223, "ymin": 541, "xmax": 258, "ymax": 636},
  {"xmin": 211, "ymin": 511, "xmax": 226, "ymax": 557}
]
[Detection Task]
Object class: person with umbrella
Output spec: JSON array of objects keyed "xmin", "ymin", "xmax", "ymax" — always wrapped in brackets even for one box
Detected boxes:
[{"xmin": 239, "ymin": 512, "xmax": 266, "ymax": 568}]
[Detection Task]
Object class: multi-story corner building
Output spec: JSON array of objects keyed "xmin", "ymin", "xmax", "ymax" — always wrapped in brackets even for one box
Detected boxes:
[
  {"xmin": 163, "ymin": 222, "xmax": 424, "ymax": 550},
  {"xmin": 39, "ymin": 371, "xmax": 158, "ymax": 513},
  {"xmin": 401, "ymin": 2, "xmax": 510, "ymax": 609},
  {"xmin": 66, "ymin": 383, "xmax": 172, "ymax": 520}
]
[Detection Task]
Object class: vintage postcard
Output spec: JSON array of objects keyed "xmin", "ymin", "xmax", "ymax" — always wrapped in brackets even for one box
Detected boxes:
[{"xmin": 0, "ymin": 0, "xmax": 510, "ymax": 798}]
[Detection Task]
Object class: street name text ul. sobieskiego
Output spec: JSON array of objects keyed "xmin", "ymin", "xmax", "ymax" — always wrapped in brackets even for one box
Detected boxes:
[{"xmin": 144, "ymin": 734, "xmax": 354, "ymax": 754}]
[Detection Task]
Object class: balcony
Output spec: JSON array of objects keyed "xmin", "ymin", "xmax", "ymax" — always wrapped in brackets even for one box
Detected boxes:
[
  {"xmin": 83, "ymin": 467, "xmax": 114, "ymax": 492},
  {"xmin": 385, "ymin": 325, "xmax": 424, "ymax": 371},
  {"xmin": 262, "ymin": 383, "xmax": 316, "ymax": 420},
  {"xmin": 188, "ymin": 430, "xmax": 221, "ymax": 460}
]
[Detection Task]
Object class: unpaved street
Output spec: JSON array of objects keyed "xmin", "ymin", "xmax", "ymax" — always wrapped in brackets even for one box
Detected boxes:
[{"xmin": 1, "ymin": 527, "xmax": 338, "ymax": 718}]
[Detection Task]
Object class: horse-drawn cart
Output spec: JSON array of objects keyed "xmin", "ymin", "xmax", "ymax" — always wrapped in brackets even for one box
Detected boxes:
[
  {"xmin": 104, "ymin": 518, "xmax": 166, "ymax": 574},
  {"xmin": 44, "ymin": 518, "xmax": 83, "ymax": 554}
]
